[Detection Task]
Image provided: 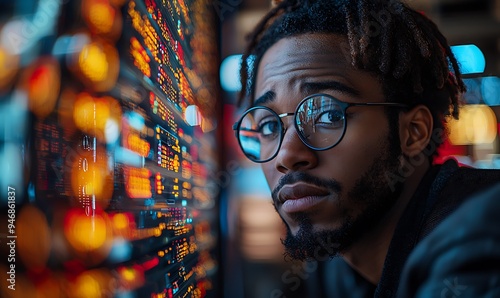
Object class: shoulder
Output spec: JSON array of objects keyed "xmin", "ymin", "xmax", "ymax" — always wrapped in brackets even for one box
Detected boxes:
[
  {"xmin": 419, "ymin": 161, "xmax": 500, "ymax": 237},
  {"xmin": 398, "ymin": 183, "xmax": 500, "ymax": 297},
  {"xmin": 440, "ymin": 162, "xmax": 500, "ymax": 197},
  {"xmin": 450, "ymin": 163, "xmax": 500, "ymax": 181}
]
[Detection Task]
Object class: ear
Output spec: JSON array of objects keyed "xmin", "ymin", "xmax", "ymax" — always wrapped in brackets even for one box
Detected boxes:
[{"xmin": 399, "ymin": 105, "xmax": 433, "ymax": 158}]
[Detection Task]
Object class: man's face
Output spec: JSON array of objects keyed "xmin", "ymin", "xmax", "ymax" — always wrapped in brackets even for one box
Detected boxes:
[{"xmin": 254, "ymin": 33, "xmax": 404, "ymax": 260}]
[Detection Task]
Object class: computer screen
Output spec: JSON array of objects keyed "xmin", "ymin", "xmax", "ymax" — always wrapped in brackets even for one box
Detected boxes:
[{"xmin": 0, "ymin": 1, "xmax": 221, "ymax": 297}]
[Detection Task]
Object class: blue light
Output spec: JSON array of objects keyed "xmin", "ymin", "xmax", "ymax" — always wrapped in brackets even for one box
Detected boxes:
[
  {"xmin": 481, "ymin": 76, "xmax": 500, "ymax": 106},
  {"xmin": 115, "ymin": 146, "xmax": 145, "ymax": 167},
  {"xmin": 181, "ymin": 200, "xmax": 187, "ymax": 207},
  {"xmin": 108, "ymin": 238, "xmax": 133, "ymax": 263},
  {"xmin": 220, "ymin": 54, "xmax": 242, "ymax": 92},
  {"xmin": 185, "ymin": 105, "xmax": 201, "ymax": 126},
  {"xmin": 463, "ymin": 78, "xmax": 482, "ymax": 104},
  {"xmin": 451, "ymin": 44, "xmax": 486, "ymax": 75},
  {"xmin": 52, "ymin": 35, "xmax": 73, "ymax": 56},
  {"xmin": 235, "ymin": 166, "xmax": 271, "ymax": 196},
  {"xmin": 127, "ymin": 111, "xmax": 145, "ymax": 131}
]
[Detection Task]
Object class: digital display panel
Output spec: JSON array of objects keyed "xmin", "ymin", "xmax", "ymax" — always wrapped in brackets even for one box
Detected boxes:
[{"xmin": 0, "ymin": 0, "xmax": 220, "ymax": 297}]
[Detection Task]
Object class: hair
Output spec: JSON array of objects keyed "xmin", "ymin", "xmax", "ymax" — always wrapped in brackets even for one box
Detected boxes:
[{"xmin": 238, "ymin": 0, "xmax": 466, "ymax": 157}]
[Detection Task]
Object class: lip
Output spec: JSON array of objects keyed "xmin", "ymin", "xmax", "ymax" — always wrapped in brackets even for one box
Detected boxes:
[{"xmin": 278, "ymin": 183, "xmax": 330, "ymax": 213}]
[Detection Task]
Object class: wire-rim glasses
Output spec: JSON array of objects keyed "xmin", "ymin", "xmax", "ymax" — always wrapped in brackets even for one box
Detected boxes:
[{"xmin": 233, "ymin": 93, "xmax": 409, "ymax": 163}]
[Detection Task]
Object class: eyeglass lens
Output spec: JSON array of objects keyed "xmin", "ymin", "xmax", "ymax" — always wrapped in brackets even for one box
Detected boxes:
[
  {"xmin": 237, "ymin": 95, "xmax": 346, "ymax": 162},
  {"xmin": 238, "ymin": 107, "xmax": 282, "ymax": 162}
]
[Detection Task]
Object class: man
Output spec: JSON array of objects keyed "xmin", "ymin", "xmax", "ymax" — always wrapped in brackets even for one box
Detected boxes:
[{"xmin": 232, "ymin": 0, "xmax": 500, "ymax": 297}]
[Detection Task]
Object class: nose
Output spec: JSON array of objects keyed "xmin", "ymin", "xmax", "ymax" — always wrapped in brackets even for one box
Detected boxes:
[{"xmin": 274, "ymin": 124, "xmax": 318, "ymax": 173}]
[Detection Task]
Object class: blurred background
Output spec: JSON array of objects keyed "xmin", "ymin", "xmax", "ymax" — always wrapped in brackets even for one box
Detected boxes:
[
  {"xmin": 0, "ymin": 0, "xmax": 499, "ymax": 297},
  {"xmin": 0, "ymin": 0, "xmax": 221, "ymax": 297},
  {"xmin": 219, "ymin": 0, "xmax": 500, "ymax": 297}
]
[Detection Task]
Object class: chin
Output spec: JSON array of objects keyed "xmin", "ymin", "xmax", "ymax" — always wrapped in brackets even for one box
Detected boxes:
[{"xmin": 281, "ymin": 213, "xmax": 348, "ymax": 261}]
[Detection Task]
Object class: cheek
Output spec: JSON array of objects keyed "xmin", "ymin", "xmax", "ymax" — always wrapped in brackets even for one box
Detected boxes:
[{"xmin": 320, "ymin": 118, "xmax": 390, "ymax": 186}]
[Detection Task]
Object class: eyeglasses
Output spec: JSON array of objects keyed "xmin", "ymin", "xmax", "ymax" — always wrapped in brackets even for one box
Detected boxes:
[{"xmin": 233, "ymin": 93, "xmax": 409, "ymax": 163}]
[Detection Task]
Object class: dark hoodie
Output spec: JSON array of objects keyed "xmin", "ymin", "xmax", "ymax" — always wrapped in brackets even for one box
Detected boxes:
[{"xmin": 306, "ymin": 159, "xmax": 500, "ymax": 298}]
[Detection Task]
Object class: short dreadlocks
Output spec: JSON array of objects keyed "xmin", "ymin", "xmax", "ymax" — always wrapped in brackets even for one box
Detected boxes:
[{"xmin": 239, "ymin": 0, "xmax": 466, "ymax": 156}]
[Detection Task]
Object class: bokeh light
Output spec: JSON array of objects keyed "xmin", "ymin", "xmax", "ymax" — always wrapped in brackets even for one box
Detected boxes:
[
  {"xmin": 117, "ymin": 265, "xmax": 145, "ymax": 291},
  {"xmin": 67, "ymin": 269, "xmax": 115, "ymax": 298},
  {"xmin": 19, "ymin": 57, "xmax": 61, "ymax": 119},
  {"xmin": 451, "ymin": 44, "xmax": 486, "ymax": 74},
  {"xmin": 79, "ymin": 43, "xmax": 109, "ymax": 81},
  {"xmin": 73, "ymin": 93, "xmax": 122, "ymax": 143},
  {"xmin": 73, "ymin": 93, "xmax": 96, "ymax": 134},
  {"xmin": 110, "ymin": 212, "xmax": 136, "ymax": 238},
  {"xmin": 462, "ymin": 78, "xmax": 482, "ymax": 104},
  {"xmin": 64, "ymin": 208, "xmax": 108, "ymax": 252},
  {"xmin": 82, "ymin": 0, "xmax": 124, "ymax": 41},
  {"xmin": 219, "ymin": 54, "xmax": 242, "ymax": 92},
  {"xmin": 17, "ymin": 205, "xmax": 51, "ymax": 271},
  {"xmin": 108, "ymin": 238, "xmax": 133, "ymax": 263},
  {"xmin": 69, "ymin": 36, "xmax": 119, "ymax": 92},
  {"xmin": 481, "ymin": 76, "xmax": 500, "ymax": 106},
  {"xmin": 0, "ymin": 143, "xmax": 23, "ymax": 205},
  {"xmin": 126, "ymin": 111, "xmax": 145, "ymax": 131},
  {"xmin": 63, "ymin": 208, "xmax": 113, "ymax": 266},
  {"xmin": 112, "ymin": 213, "xmax": 130, "ymax": 230},
  {"xmin": 185, "ymin": 105, "xmax": 202, "ymax": 126},
  {"xmin": 34, "ymin": 272, "xmax": 63, "ymax": 298},
  {"xmin": 448, "ymin": 105, "xmax": 498, "ymax": 145},
  {"xmin": 0, "ymin": 46, "xmax": 19, "ymax": 92},
  {"xmin": 70, "ymin": 148, "xmax": 114, "ymax": 209}
]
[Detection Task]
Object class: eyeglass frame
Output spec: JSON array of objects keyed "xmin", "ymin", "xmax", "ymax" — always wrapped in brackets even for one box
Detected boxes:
[{"xmin": 233, "ymin": 93, "xmax": 410, "ymax": 163}]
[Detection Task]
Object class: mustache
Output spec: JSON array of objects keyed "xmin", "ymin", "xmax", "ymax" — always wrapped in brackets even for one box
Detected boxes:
[{"xmin": 271, "ymin": 172, "xmax": 342, "ymax": 203}]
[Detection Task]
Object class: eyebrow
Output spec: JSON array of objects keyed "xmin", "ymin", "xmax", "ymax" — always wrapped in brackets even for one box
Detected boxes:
[
  {"xmin": 253, "ymin": 91, "xmax": 276, "ymax": 107},
  {"xmin": 252, "ymin": 81, "xmax": 359, "ymax": 107},
  {"xmin": 302, "ymin": 81, "xmax": 360, "ymax": 97}
]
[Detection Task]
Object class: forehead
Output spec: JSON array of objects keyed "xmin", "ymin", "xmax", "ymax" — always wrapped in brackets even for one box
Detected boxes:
[
  {"xmin": 257, "ymin": 33, "xmax": 351, "ymax": 75},
  {"xmin": 255, "ymin": 34, "xmax": 352, "ymax": 95},
  {"xmin": 254, "ymin": 33, "xmax": 382, "ymax": 105},
  {"xmin": 260, "ymin": 33, "xmax": 351, "ymax": 66}
]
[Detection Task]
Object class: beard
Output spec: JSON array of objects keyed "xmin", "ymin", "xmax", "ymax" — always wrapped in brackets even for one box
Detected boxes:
[{"xmin": 274, "ymin": 127, "xmax": 404, "ymax": 261}]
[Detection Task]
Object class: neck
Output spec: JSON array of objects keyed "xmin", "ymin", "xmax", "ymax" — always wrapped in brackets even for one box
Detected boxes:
[{"xmin": 341, "ymin": 160, "xmax": 431, "ymax": 285}]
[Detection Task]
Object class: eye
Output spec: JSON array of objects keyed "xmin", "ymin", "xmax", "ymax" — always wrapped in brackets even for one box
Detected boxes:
[
  {"xmin": 316, "ymin": 109, "xmax": 344, "ymax": 128},
  {"xmin": 258, "ymin": 118, "xmax": 280, "ymax": 137}
]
